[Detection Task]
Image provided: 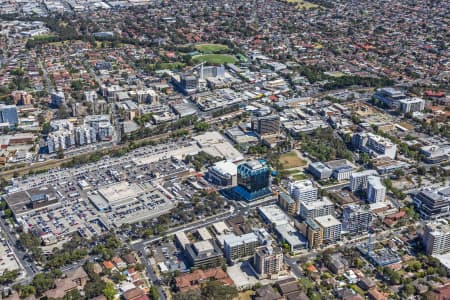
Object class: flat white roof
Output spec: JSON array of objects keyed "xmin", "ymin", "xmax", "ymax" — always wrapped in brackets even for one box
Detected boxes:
[
  {"xmin": 259, "ymin": 204, "xmax": 289, "ymax": 226},
  {"xmin": 301, "ymin": 197, "xmax": 333, "ymax": 210},
  {"xmin": 223, "ymin": 232, "xmax": 258, "ymax": 247},
  {"xmin": 211, "ymin": 160, "xmax": 237, "ymax": 176},
  {"xmin": 98, "ymin": 182, "xmax": 144, "ymax": 203},
  {"xmin": 315, "ymin": 215, "xmax": 341, "ymax": 228}
]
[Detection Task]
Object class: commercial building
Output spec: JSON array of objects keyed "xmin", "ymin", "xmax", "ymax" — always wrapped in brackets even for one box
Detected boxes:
[
  {"xmin": 299, "ymin": 197, "xmax": 335, "ymax": 220},
  {"xmin": 251, "ymin": 115, "xmax": 280, "ymax": 136},
  {"xmin": 180, "ymin": 75, "xmax": 198, "ymax": 94},
  {"xmin": 288, "ymin": 179, "xmax": 318, "ymax": 204},
  {"xmin": 3, "ymin": 185, "xmax": 60, "ymax": 218},
  {"xmin": 373, "ymin": 87, "xmax": 407, "ymax": 109},
  {"xmin": 223, "ymin": 232, "xmax": 259, "ymax": 262},
  {"xmin": 275, "ymin": 223, "xmax": 307, "ymax": 253},
  {"xmin": 185, "ymin": 240, "xmax": 224, "ymax": 269},
  {"xmin": 399, "ymin": 97, "xmax": 425, "ymax": 113},
  {"xmin": 350, "ymin": 170, "xmax": 378, "ymax": 192},
  {"xmin": 308, "ymin": 162, "xmax": 332, "ymax": 180},
  {"xmin": 342, "ymin": 205, "xmax": 373, "ymax": 234},
  {"xmin": 420, "ymin": 145, "xmax": 450, "ymax": 164},
  {"xmin": 259, "ymin": 204, "xmax": 289, "ymax": 226},
  {"xmin": 367, "ymin": 176, "xmax": 386, "ymax": 203},
  {"xmin": 278, "ymin": 192, "xmax": 298, "ymax": 215},
  {"xmin": 0, "ymin": 104, "xmax": 19, "ymax": 127},
  {"xmin": 423, "ymin": 220, "xmax": 450, "ymax": 255},
  {"xmin": 352, "ymin": 132, "xmax": 397, "ymax": 159},
  {"xmin": 325, "ymin": 159, "xmax": 354, "ymax": 181},
  {"xmin": 314, "ymin": 215, "xmax": 342, "ymax": 243},
  {"xmin": 207, "ymin": 160, "xmax": 237, "ymax": 186},
  {"xmin": 414, "ymin": 186, "xmax": 450, "ymax": 220},
  {"xmin": 253, "ymin": 245, "xmax": 284, "ymax": 278},
  {"xmin": 371, "ymin": 157, "xmax": 410, "ymax": 175},
  {"xmin": 51, "ymin": 91, "xmax": 65, "ymax": 107},
  {"xmin": 233, "ymin": 160, "xmax": 271, "ymax": 201}
]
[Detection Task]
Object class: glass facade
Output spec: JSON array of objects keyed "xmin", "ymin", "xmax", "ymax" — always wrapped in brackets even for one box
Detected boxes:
[{"xmin": 233, "ymin": 160, "xmax": 270, "ymax": 201}]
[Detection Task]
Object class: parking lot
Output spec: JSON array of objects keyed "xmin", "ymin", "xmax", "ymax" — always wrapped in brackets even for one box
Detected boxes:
[
  {"xmin": 0, "ymin": 239, "xmax": 20, "ymax": 274},
  {"xmin": 4, "ymin": 141, "xmax": 203, "ymax": 246},
  {"xmin": 153, "ymin": 240, "xmax": 188, "ymax": 274}
]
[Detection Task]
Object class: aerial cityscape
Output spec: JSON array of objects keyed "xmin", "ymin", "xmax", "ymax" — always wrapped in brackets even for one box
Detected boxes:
[{"xmin": 0, "ymin": 0, "xmax": 449, "ymax": 299}]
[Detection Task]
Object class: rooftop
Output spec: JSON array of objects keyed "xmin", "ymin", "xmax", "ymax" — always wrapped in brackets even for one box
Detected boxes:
[{"xmin": 314, "ymin": 215, "xmax": 341, "ymax": 228}]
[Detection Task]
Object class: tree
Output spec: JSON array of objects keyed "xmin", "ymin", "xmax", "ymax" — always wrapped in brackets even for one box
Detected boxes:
[
  {"xmin": 63, "ymin": 289, "xmax": 83, "ymax": 300},
  {"xmin": 194, "ymin": 121, "xmax": 210, "ymax": 132},
  {"xmin": 201, "ymin": 280, "xmax": 238, "ymax": 300},
  {"xmin": 394, "ymin": 169, "xmax": 404, "ymax": 177},
  {"xmin": 360, "ymin": 152, "xmax": 370, "ymax": 165},
  {"xmin": 32, "ymin": 273, "xmax": 54, "ymax": 295},
  {"xmin": 84, "ymin": 279, "xmax": 106, "ymax": 299},
  {"xmin": 41, "ymin": 122, "xmax": 52, "ymax": 134},
  {"xmin": 150, "ymin": 285, "xmax": 160, "ymax": 300},
  {"xmin": 102, "ymin": 282, "xmax": 117, "ymax": 300},
  {"xmin": 15, "ymin": 284, "xmax": 36, "ymax": 298},
  {"xmin": 56, "ymin": 148, "xmax": 64, "ymax": 159},
  {"xmin": 417, "ymin": 166, "xmax": 426, "ymax": 175},
  {"xmin": 403, "ymin": 284, "xmax": 415, "ymax": 296}
]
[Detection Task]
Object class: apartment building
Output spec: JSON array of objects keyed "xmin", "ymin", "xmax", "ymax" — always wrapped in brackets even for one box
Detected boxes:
[
  {"xmin": 299, "ymin": 197, "xmax": 335, "ymax": 220},
  {"xmin": 289, "ymin": 179, "xmax": 318, "ymax": 204},
  {"xmin": 423, "ymin": 221, "xmax": 450, "ymax": 255},
  {"xmin": 223, "ymin": 232, "xmax": 259, "ymax": 262},
  {"xmin": 350, "ymin": 170, "xmax": 378, "ymax": 192},
  {"xmin": 342, "ymin": 204, "xmax": 373, "ymax": 234},
  {"xmin": 314, "ymin": 215, "xmax": 342, "ymax": 243},
  {"xmin": 253, "ymin": 245, "xmax": 284, "ymax": 278}
]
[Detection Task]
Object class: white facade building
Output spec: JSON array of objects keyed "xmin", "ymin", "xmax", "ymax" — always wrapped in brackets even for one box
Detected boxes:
[
  {"xmin": 367, "ymin": 176, "xmax": 386, "ymax": 203},
  {"xmin": 299, "ymin": 197, "xmax": 335, "ymax": 220},
  {"xmin": 399, "ymin": 97, "xmax": 425, "ymax": 113},
  {"xmin": 350, "ymin": 170, "xmax": 378, "ymax": 192},
  {"xmin": 289, "ymin": 179, "xmax": 318, "ymax": 204}
]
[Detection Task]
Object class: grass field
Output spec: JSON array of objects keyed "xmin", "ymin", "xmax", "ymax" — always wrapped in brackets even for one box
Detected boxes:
[
  {"xmin": 195, "ymin": 43, "xmax": 229, "ymax": 53},
  {"xmin": 286, "ymin": 0, "xmax": 319, "ymax": 9},
  {"xmin": 278, "ymin": 151, "xmax": 307, "ymax": 169},
  {"xmin": 192, "ymin": 54, "xmax": 237, "ymax": 65},
  {"xmin": 31, "ymin": 34, "xmax": 57, "ymax": 40}
]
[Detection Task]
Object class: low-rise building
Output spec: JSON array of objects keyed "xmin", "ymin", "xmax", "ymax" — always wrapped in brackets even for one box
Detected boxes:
[
  {"xmin": 275, "ymin": 223, "xmax": 307, "ymax": 253},
  {"xmin": 185, "ymin": 240, "xmax": 224, "ymax": 269},
  {"xmin": 308, "ymin": 162, "xmax": 332, "ymax": 180},
  {"xmin": 325, "ymin": 159, "xmax": 354, "ymax": 181}
]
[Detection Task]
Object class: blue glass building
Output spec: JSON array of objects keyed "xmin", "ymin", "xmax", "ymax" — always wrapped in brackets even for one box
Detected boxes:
[
  {"xmin": 0, "ymin": 104, "xmax": 19, "ymax": 127},
  {"xmin": 233, "ymin": 160, "xmax": 271, "ymax": 201}
]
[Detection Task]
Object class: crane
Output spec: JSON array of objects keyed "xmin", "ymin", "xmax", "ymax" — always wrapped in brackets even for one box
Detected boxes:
[{"xmin": 187, "ymin": 62, "xmax": 205, "ymax": 80}]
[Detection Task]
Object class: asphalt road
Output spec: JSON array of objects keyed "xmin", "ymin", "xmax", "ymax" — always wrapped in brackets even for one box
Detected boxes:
[{"xmin": 0, "ymin": 220, "xmax": 36, "ymax": 282}]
